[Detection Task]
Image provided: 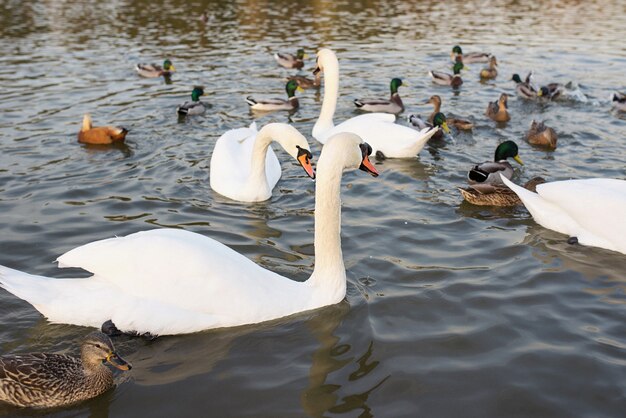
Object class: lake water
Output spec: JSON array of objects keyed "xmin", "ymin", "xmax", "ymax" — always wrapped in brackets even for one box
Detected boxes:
[{"xmin": 1, "ymin": 0, "xmax": 625, "ymax": 416}]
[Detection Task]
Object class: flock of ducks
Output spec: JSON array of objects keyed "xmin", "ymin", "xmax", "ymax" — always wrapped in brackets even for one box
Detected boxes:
[{"xmin": 1, "ymin": 45, "xmax": 625, "ymax": 409}]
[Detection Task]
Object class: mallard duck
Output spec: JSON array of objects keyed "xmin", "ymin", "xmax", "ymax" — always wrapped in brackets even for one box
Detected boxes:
[
  {"xmin": 459, "ymin": 177, "xmax": 546, "ymax": 206},
  {"xmin": 135, "ymin": 59, "xmax": 175, "ymax": 78},
  {"xmin": 511, "ymin": 73, "xmax": 536, "ymax": 99},
  {"xmin": 287, "ymin": 72, "xmax": 321, "ymax": 89},
  {"xmin": 0, "ymin": 332, "xmax": 130, "ymax": 408},
  {"xmin": 525, "ymin": 120, "xmax": 557, "ymax": 149},
  {"xmin": 479, "ymin": 56, "xmax": 498, "ymax": 80},
  {"xmin": 274, "ymin": 49, "xmax": 307, "ymax": 69},
  {"xmin": 312, "ymin": 48, "xmax": 438, "ymax": 158},
  {"xmin": 425, "ymin": 95, "xmax": 474, "ymax": 130},
  {"xmin": 429, "ymin": 61, "xmax": 465, "ymax": 88},
  {"xmin": 468, "ymin": 140, "xmax": 523, "ymax": 191},
  {"xmin": 354, "ymin": 78, "xmax": 405, "ymax": 114},
  {"xmin": 0, "ymin": 134, "xmax": 379, "ymax": 335},
  {"xmin": 177, "ymin": 87, "xmax": 206, "ymax": 116},
  {"xmin": 486, "ymin": 93, "xmax": 511, "ymax": 122},
  {"xmin": 501, "ymin": 175, "xmax": 626, "ymax": 254},
  {"xmin": 611, "ymin": 92, "xmax": 626, "ymax": 111},
  {"xmin": 450, "ymin": 45, "xmax": 491, "ymax": 63},
  {"xmin": 245, "ymin": 80, "xmax": 303, "ymax": 111},
  {"xmin": 537, "ymin": 84, "xmax": 565, "ymax": 100},
  {"xmin": 407, "ymin": 112, "xmax": 449, "ymax": 141},
  {"xmin": 78, "ymin": 114, "xmax": 128, "ymax": 145}
]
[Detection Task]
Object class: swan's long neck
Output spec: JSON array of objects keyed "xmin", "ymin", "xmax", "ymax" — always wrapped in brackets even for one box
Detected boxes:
[
  {"xmin": 307, "ymin": 153, "xmax": 345, "ymax": 299},
  {"xmin": 312, "ymin": 57, "xmax": 339, "ymax": 140},
  {"xmin": 247, "ymin": 125, "xmax": 281, "ymax": 192}
]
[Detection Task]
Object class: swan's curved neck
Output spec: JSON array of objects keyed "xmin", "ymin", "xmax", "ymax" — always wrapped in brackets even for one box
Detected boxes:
[
  {"xmin": 307, "ymin": 153, "xmax": 345, "ymax": 296},
  {"xmin": 248, "ymin": 124, "xmax": 292, "ymax": 184},
  {"xmin": 313, "ymin": 57, "xmax": 339, "ymax": 140}
]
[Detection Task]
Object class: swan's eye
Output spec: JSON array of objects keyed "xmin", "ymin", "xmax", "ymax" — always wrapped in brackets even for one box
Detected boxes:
[{"xmin": 359, "ymin": 143, "xmax": 373, "ymax": 157}]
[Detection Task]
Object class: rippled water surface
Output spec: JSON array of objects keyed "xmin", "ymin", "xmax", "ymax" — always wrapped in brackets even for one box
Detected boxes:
[{"xmin": 1, "ymin": 0, "xmax": 625, "ymax": 416}]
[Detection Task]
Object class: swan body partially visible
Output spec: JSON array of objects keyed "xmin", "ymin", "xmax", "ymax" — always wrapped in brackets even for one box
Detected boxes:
[
  {"xmin": 0, "ymin": 133, "xmax": 379, "ymax": 336},
  {"xmin": 209, "ymin": 122, "xmax": 314, "ymax": 202},
  {"xmin": 312, "ymin": 49, "xmax": 437, "ymax": 158},
  {"xmin": 501, "ymin": 175, "xmax": 626, "ymax": 255}
]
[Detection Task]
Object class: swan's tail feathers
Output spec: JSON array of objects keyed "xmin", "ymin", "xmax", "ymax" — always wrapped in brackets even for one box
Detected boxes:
[
  {"xmin": 81, "ymin": 114, "xmax": 92, "ymax": 132},
  {"xmin": 0, "ymin": 265, "xmax": 55, "ymax": 310},
  {"xmin": 407, "ymin": 127, "xmax": 438, "ymax": 156},
  {"xmin": 249, "ymin": 121, "xmax": 257, "ymax": 131},
  {"xmin": 245, "ymin": 96, "xmax": 257, "ymax": 107}
]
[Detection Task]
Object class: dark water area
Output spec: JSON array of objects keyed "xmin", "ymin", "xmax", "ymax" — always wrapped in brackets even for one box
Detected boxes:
[{"xmin": 0, "ymin": 0, "xmax": 625, "ymax": 416}]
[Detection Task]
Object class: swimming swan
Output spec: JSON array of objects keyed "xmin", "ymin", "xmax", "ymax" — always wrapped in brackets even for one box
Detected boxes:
[{"xmin": 0, "ymin": 133, "xmax": 379, "ymax": 336}]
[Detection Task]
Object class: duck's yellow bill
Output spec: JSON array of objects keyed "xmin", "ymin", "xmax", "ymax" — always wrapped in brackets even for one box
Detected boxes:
[{"xmin": 514, "ymin": 155, "xmax": 524, "ymax": 165}]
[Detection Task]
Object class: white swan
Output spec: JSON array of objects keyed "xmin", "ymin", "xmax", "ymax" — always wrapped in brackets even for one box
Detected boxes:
[
  {"xmin": 209, "ymin": 122, "xmax": 315, "ymax": 202},
  {"xmin": 312, "ymin": 48, "xmax": 438, "ymax": 159},
  {"xmin": 500, "ymin": 175, "xmax": 626, "ymax": 255},
  {"xmin": 0, "ymin": 133, "xmax": 379, "ymax": 336}
]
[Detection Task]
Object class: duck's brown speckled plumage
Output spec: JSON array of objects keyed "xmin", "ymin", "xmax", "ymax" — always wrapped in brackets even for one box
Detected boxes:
[
  {"xmin": 459, "ymin": 177, "xmax": 546, "ymax": 206},
  {"xmin": 0, "ymin": 332, "xmax": 130, "ymax": 408}
]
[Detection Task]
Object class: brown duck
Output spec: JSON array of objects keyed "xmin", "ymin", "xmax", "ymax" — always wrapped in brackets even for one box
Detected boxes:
[
  {"xmin": 459, "ymin": 177, "xmax": 546, "ymax": 206},
  {"xmin": 425, "ymin": 95, "xmax": 474, "ymax": 130},
  {"xmin": 486, "ymin": 93, "xmax": 510, "ymax": 122},
  {"xmin": 78, "ymin": 114, "xmax": 128, "ymax": 145},
  {"xmin": 526, "ymin": 120, "xmax": 557, "ymax": 149}
]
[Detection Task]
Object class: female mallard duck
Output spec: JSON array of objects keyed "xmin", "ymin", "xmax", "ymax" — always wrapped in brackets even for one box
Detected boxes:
[
  {"xmin": 459, "ymin": 177, "xmax": 546, "ymax": 206},
  {"xmin": 511, "ymin": 73, "xmax": 536, "ymax": 99},
  {"xmin": 425, "ymin": 95, "xmax": 474, "ymax": 130},
  {"xmin": 353, "ymin": 78, "xmax": 405, "ymax": 114},
  {"xmin": 135, "ymin": 59, "xmax": 175, "ymax": 78},
  {"xmin": 468, "ymin": 140, "xmax": 523, "ymax": 192},
  {"xmin": 450, "ymin": 45, "xmax": 491, "ymax": 63},
  {"xmin": 612, "ymin": 92, "xmax": 626, "ymax": 111},
  {"xmin": 245, "ymin": 80, "xmax": 303, "ymax": 111},
  {"xmin": 287, "ymin": 72, "xmax": 321, "ymax": 89},
  {"xmin": 0, "ymin": 332, "xmax": 130, "ymax": 408},
  {"xmin": 274, "ymin": 49, "xmax": 307, "ymax": 69},
  {"xmin": 501, "ymin": 175, "xmax": 626, "ymax": 254},
  {"xmin": 312, "ymin": 48, "xmax": 437, "ymax": 158},
  {"xmin": 486, "ymin": 93, "xmax": 511, "ymax": 122},
  {"xmin": 78, "ymin": 114, "xmax": 128, "ymax": 145},
  {"xmin": 210, "ymin": 122, "xmax": 315, "ymax": 202},
  {"xmin": 0, "ymin": 134, "xmax": 379, "ymax": 335},
  {"xmin": 429, "ymin": 61, "xmax": 465, "ymax": 88},
  {"xmin": 177, "ymin": 87, "xmax": 206, "ymax": 116},
  {"xmin": 526, "ymin": 120, "xmax": 557, "ymax": 149},
  {"xmin": 407, "ymin": 112, "xmax": 450, "ymax": 141},
  {"xmin": 479, "ymin": 56, "xmax": 498, "ymax": 80}
]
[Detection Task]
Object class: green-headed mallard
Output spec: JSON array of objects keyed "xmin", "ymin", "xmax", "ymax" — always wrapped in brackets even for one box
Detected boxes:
[
  {"xmin": 135, "ymin": 59, "xmax": 175, "ymax": 78},
  {"xmin": 486, "ymin": 93, "xmax": 511, "ymax": 122},
  {"xmin": 613, "ymin": 92, "xmax": 626, "ymax": 111},
  {"xmin": 0, "ymin": 332, "xmax": 130, "ymax": 408},
  {"xmin": 526, "ymin": 120, "xmax": 557, "ymax": 149},
  {"xmin": 425, "ymin": 95, "xmax": 474, "ymax": 130},
  {"xmin": 408, "ymin": 112, "xmax": 449, "ymax": 140},
  {"xmin": 479, "ymin": 56, "xmax": 498, "ymax": 80},
  {"xmin": 245, "ymin": 80, "xmax": 303, "ymax": 112},
  {"xmin": 78, "ymin": 114, "xmax": 128, "ymax": 145},
  {"xmin": 429, "ymin": 61, "xmax": 465, "ymax": 88},
  {"xmin": 467, "ymin": 140, "xmax": 523, "ymax": 191},
  {"xmin": 537, "ymin": 84, "xmax": 565, "ymax": 100},
  {"xmin": 459, "ymin": 177, "xmax": 546, "ymax": 206},
  {"xmin": 287, "ymin": 72, "xmax": 321, "ymax": 89},
  {"xmin": 450, "ymin": 45, "xmax": 491, "ymax": 63},
  {"xmin": 274, "ymin": 49, "xmax": 307, "ymax": 69},
  {"xmin": 511, "ymin": 73, "xmax": 536, "ymax": 99},
  {"xmin": 177, "ymin": 86, "xmax": 206, "ymax": 116},
  {"xmin": 354, "ymin": 78, "xmax": 405, "ymax": 114}
]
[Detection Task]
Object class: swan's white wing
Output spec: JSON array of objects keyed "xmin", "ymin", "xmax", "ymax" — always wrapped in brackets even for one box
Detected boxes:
[
  {"xmin": 210, "ymin": 124, "xmax": 280, "ymax": 200},
  {"xmin": 323, "ymin": 114, "xmax": 437, "ymax": 158},
  {"xmin": 502, "ymin": 176, "xmax": 626, "ymax": 254},
  {"xmin": 57, "ymin": 230, "xmax": 301, "ymax": 317}
]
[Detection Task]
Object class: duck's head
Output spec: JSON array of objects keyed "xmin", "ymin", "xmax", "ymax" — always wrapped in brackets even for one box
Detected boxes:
[
  {"xmin": 499, "ymin": 93, "xmax": 509, "ymax": 108},
  {"xmin": 163, "ymin": 59, "xmax": 175, "ymax": 72},
  {"xmin": 451, "ymin": 45, "xmax": 463, "ymax": 56},
  {"xmin": 81, "ymin": 332, "xmax": 131, "ymax": 371},
  {"xmin": 191, "ymin": 86, "xmax": 205, "ymax": 101},
  {"xmin": 296, "ymin": 49, "xmax": 307, "ymax": 60},
  {"xmin": 286, "ymin": 79, "xmax": 304, "ymax": 97},
  {"xmin": 425, "ymin": 95, "xmax": 442, "ymax": 106},
  {"xmin": 390, "ymin": 78, "xmax": 404, "ymax": 94},
  {"xmin": 453, "ymin": 61, "xmax": 465, "ymax": 75},
  {"xmin": 511, "ymin": 73, "xmax": 522, "ymax": 84},
  {"xmin": 489, "ymin": 56, "xmax": 498, "ymax": 66},
  {"xmin": 537, "ymin": 86, "xmax": 549, "ymax": 97},
  {"xmin": 494, "ymin": 140, "xmax": 523, "ymax": 165},
  {"xmin": 432, "ymin": 112, "xmax": 450, "ymax": 134}
]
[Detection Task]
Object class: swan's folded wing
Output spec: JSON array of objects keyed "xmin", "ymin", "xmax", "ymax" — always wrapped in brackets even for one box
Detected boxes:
[
  {"xmin": 536, "ymin": 179, "xmax": 626, "ymax": 252},
  {"xmin": 56, "ymin": 229, "xmax": 283, "ymax": 313}
]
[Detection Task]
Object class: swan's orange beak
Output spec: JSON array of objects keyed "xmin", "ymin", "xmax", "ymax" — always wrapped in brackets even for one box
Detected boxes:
[
  {"xmin": 297, "ymin": 147, "xmax": 315, "ymax": 179},
  {"xmin": 359, "ymin": 154, "xmax": 379, "ymax": 177}
]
